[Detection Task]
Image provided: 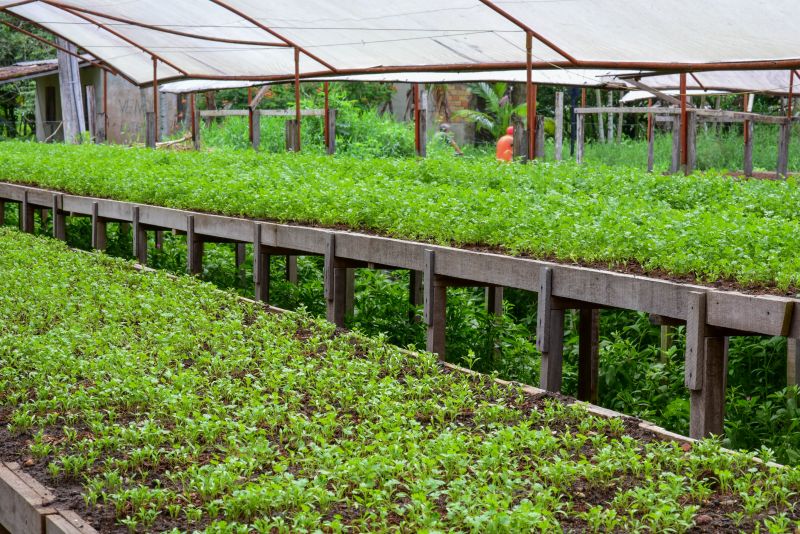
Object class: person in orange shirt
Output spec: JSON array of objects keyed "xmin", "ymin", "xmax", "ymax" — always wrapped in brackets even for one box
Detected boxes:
[{"xmin": 496, "ymin": 126, "xmax": 514, "ymax": 161}]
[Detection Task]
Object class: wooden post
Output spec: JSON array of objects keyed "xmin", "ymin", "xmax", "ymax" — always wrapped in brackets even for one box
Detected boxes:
[
  {"xmin": 145, "ymin": 112, "xmax": 156, "ymax": 148},
  {"xmin": 91, "ymin": 202, "xmax": 107, "ymax": 251},
  {"xmin": 253, "ymin": 224, "xmax": 270, "ymax": 303},
  {"xmin": 660, "ymin": 325, "xmax": 674, "ymax": 362},
  {"xmin": 537, "ymin": 267, "xmax": 564, "ymax": 392},
  {"xmin": 51, "ymin": 194, "xmax": 65, "ymax": 241},
  {"xmin": 512, "ymin": 115, "xmax": 528, "ymax": 162},
  {"xmin": 743, "ymin": 119, "xmax": 754, "ymax": 177},
  {"xmin": 132, "ymin": 206, "xmax": 148, "ymax": 264},
  {"xmin": 486, "ymin": 286, "xmax": 504, "ymax": 316},
  {"xmin": 424, "ymin": 250, "xmax": 446, "ymax": 358},
  {"xmin": 21, "ymin": 192, "xmax": 34, "ymax": 233},
  {"xmin": 686, "ymin": 111, "xmax": 697, "ymax": 175},
  {"xmin": 577, "ymin": 308, "xmax": 600, "ymax": 404},
  {"xmin": 102, "ymin": 69, "xmax": 109, "ymax": 141},
  {"xmin": 235, "ymin": 242, "xmax": 247, "ymax": 285},
  {"xmin": 670, "ymin": 116, "xmax": 681, "ymax": 174},
  {"xmin": 286, "ymin": 256, "xmax": 298, "ymax": 284},
  {"xmin": 788, "ymin": 338, "xmax": 800, "ymax": 387},
  {"xmin": 56, "ymin": 37, "xmax": 85, "ymax": 144},
  {"xmin": 186, "ymin": 215, "xmax": 203, "ymax": 275},
  {"xmin": 596, "ymin": 90, "xmax": 606, "ymax": 144},
  {"xmin": 576, "ymin": 113, "xmax": 585, "ymax": 164},
  {"xmin": 85, "ymin": 85, "xmax": 97, "ymax": 141},
  {"xmin": 326, "ymin": 109, "xmax": 337, "ymax": 155},
  {"xmin": 345, "ymin": 268, "xmax": 356, "ymax": 317},
  {"xmin": 777, "ymin": 120, "xmax": 792, "ymax": 179},
  {"xmin": 409, "ymin": 270, "xmax": 424, "ymax": 322},
  {"xmin": 285, "ymin": 120, "xmax": 299, "ymax": 152},
  {"xmin": 607, "ymin": 91, "xmax": 614, "ymax": 143},
  {"xmin": 690, "ymin": 336, "xmax": 728, "ymax": 438},
  {"xmin": 191, "ymin": 94, "xmax": 200, "ymax": 150},
  {"xmin": 251, "ymin": 112, "xmax": 261, "ymax": 151},
  {"xmin": 616, "ymin": 96, "xmax": 624, "ymax": 143},
  {"xmin": 0, "ymin": 201, "xmax": 4, "ymax": 226},
  {"xmin": 152, "ymin": 57, "xmax": 159, "ymax": 144},
  {"xmin": 554, "ymin": 91, "xmax": 564, "ymax": 161},
  {"xmin": 324, "ymin": 235, "xmax": 346, "ymax": 327},
  {"xmin": 535, "ymin": 116, "xmax": 545, "ymax": 159}
]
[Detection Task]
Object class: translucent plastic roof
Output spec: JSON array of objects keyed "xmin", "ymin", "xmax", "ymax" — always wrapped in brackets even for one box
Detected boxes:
[
  {"xmin": 3, "ymin": 0, "xmax": 800, "ymax": 86},
  {"xmin": 615, "ymin": 71, "xmax": 800, "ymax": 97},
  {"xmin": 159, "ymin": 69, "xmax": 630, "ymax": 94}
]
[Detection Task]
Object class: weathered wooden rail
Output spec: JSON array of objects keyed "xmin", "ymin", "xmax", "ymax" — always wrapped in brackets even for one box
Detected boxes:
[
  {"xmin": 576, "ymin": 106, "xmax": 798, "ymax": 177},
  {"xmin": 2, "ymin": 181, "xmax": 798, "ymax": 440}
]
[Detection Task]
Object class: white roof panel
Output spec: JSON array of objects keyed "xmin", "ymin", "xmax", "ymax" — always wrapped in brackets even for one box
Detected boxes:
[{"xmin": 3, "ymin": 0, "xmax": 800, "ymax": 85}]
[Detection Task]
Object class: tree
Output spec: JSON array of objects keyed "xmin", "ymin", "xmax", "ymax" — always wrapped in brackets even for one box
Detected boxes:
[{"xmin": 455, "ymin": 82, "xmax": 526, "ymax": 139}]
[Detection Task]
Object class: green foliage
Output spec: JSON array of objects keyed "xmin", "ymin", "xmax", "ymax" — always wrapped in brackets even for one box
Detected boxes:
[
  {"xmin": 456, "ymin": 82, "xmax": 527, "ymax": 139},
  {"xmin": 2, "ymin": 227, "xmax": 800, "ymax": 532},
  {"xmin": 3, "ymin": 142, "xmax": 800, "ymax": 290}
]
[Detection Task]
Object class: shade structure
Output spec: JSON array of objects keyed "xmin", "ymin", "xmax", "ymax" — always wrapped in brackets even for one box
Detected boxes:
[
  {"xmin": 619, "ymin": 89, "xmax": 729, "ymax": 104},
  {"xmin": 2, "ymin": 0, "xmax": 800, "ymax": 86},
  {"xmin": 615, "ymin": 71, "xmax": 800, "ymax": 97},
  {"xmin": 158, "ymin": 69, "xmax": 631, "ymax": 94}
]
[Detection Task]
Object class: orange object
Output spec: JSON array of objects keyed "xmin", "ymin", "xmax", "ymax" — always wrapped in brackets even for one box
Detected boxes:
[{"xmin": 496, "ymin": 126, "xmax": 514, "ymax": 161}]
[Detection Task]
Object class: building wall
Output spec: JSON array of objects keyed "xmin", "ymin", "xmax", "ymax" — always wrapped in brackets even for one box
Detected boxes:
[
  {"xmin": 34, "ymin": 68, "xmax": 180, "ymax": 145},
  {"xmin": 389, "ymin": 83, "xmax": 476, "ymax": 146}
]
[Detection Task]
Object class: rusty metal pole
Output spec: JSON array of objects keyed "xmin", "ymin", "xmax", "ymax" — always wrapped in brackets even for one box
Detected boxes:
[
  {"xmin": 190, "ymin": 92, "xmax": 197, "ymax": 147},
  {"xmin": 526, "ymin": 32, "xmax": 537, "ymax": 160},
  {"xmin": 152, "ymin": 57, "xmax": 159, "ymax": 144},
  {"xmin": 324, "ymin": 81, "xmax": 330, "ymax": 148},
  {"xmin": 294, "ymin": 47, "xmax": 301, "ymax": 152},
  {"xmin": 680, "ymin": 72, "xmax": 688, "ymax": 170},
  {"xmin": 413, "ymin": 83, "xmax": 421, "ymax": 155}
]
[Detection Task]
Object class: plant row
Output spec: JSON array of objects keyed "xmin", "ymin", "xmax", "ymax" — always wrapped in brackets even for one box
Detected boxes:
[
  {"xmin": 2, "ymin": 228, "xmax": 800, "ymax": 532},
  {"xmin": 2, "ymin": 142, "xmax": 800, "ymax": 290}
]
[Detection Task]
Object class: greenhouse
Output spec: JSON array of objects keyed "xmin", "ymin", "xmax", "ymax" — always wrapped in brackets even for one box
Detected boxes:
[{"xmin": 1, "ymin": 1, "xmax": 800, "ymax": 532}]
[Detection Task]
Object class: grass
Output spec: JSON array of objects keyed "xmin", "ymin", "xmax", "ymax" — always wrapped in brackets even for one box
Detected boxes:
[
  {"xmin": 3, "ymin": 141, "xmax": 800, "ymax": 291},
  {"xmin": 2, "ymin": 227, "xmax": 800, "ymax": 532}
]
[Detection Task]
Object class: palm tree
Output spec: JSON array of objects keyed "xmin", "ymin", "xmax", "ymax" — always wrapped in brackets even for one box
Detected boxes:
[{"xmin": 455, "ymin": 83, "xmax": 526, "ymax": 139}]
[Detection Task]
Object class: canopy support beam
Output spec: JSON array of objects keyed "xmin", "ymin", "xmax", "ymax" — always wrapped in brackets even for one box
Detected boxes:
[
  {"xmin": 208, "ymin": 0, "xmax": 338, "ymax": 72},
  {"xmin": 43, "ymin": 1, "xmax": 290, "ymax": 48},
  {"xmin": 324, "ymin": 82, "xmax": 331, "ymax": 150},
  {"xmin": 55, "ymin": 4, "xmax": 188, "ymax": 76},
  {"xmin": 680, "ymin": 73, "xmax": 688, "ymax": 171},
  {"xmin": 627, "ymin": 78, "xmax": 685, "ymax": 107},
  {"xmin": 153, "ymin": 57, "xmax": 159, "ymax": 144}
]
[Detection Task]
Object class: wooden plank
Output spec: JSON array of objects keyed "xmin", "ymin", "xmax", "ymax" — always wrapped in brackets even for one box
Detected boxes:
[
  {"xmin": 285, "ymin": 120, "xmax": 299, "ymax": 152},
  {"xmin": 192, "ymin": 213, "xmax": 252, "ymax": 243},
  {"xmin": 707, "ymin": 293, "xmax": 794, "ymax": 337},
  {"xmin": 46, "ymin": 510, "xmax": 98, "ymax": 534},
  {"xmin": 324, "ymin": 234, "xmax": 335, "ymax": 303},
  {"xmin": 689, "ymin": 336, "xmax": 727, "ymax": 439},
  {"xmin": 577, "ymin": 308, "xmax": 600, "ymax": 403},
  {"xmin": 334, "ymin": 233, "xmax": 422, "ymax": 271},
  {"xmin": 424, "ymin": 249, "xmax": 446, "ymax": 358},
  {"xmin": 623, "ymin": 79, "xmax": 684, "ymax": 107},
  {"xmin": 253, "ymin": 224, "xmax": 269, "ymax": 303},
  {"xmin": 685, "ymin": 292, "xmax": 707, "ymax": 390},
  {"xmin": 536, "ymin": 267, "xmax": 553, "ymax": 353},
  {"xmin": 433, "ymin": 247, "xmax": 539, "ymax": 292},
  {"xmin": 540, "ymin": 307, "xmax": 565, "ymax": 392},
  {"xmin": 137, "ymin": 206, "xmax": 189, "ymax": 231},
  {"xmin": 576, "ymin": 114, "xmax": 584, "ymax": 164},
  {"xmin": 0, "ymin": 462, "xmax": 55, "ymax": 534},
  {"xmin": 576, "ymin": 106, "xmax": 680, "ymax": 115},
  {"xmin": 743, "ymin": 119, "xmax": 754, "ymax": 177}
]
